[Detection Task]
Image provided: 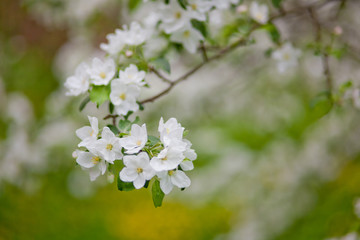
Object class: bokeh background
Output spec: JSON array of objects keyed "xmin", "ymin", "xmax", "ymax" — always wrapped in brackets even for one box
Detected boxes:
[{"xmin": 1, "ymin": 0, "xmax": 360, "ymax": 239}]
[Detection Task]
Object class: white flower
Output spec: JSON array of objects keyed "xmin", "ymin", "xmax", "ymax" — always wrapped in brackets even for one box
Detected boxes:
[
  {"xmin": 170, "ymin": 24, "xmax": 204, "ymax": 54},
  {"xmin": 272, "ymin": 43, "xmax": 301, "ymax": 73},
  {"xmin": 120, "ymin": 152, "xmax": 155, "ymax": 189},
  {"xmin": 150, "ymin": 145, "xmax": 185, "ymax": 171},
  {"xmin": 159, "ymin": 2, "xmax": 192, "ymax": 34},
  {"xmin": 125, "ymin": 22, "xmax": 148, "ymax": 46},
  {"xmin": 110, "ymin": 79, "xmax": 140, "ymax": 115},
  {"xmin": 100, "ymin": 22, "xmax": 148, "ymax": 56},
  {"xmin": 76, "ymin": 150, "xmax": 107, "ymax": 181},
  {"xmin": 91, "ymin": 127, "xmax": 122, "ymax": 163},
  {"xmin": 157, "ymin": 170, "xmax": 191, "ymax": 194},
  {"xmin": 180, "ymin": 139, "xmax": 197, "ymax": 171},
  {"xmin": 76, "ymin": 116, "xmax": 99, "ymax": 148},
  {"xmin": 249, "ymin": 2, "xmax": 269, "ymax": 24},
  {"xmin": 87, "ymin": 57, "xmax": 116, "ymax": 85},
  {"xmin": 158, "ymin": 117, "xmax": 184, "ymax": 147},
  {"xmin": 119, "ymin": 124, "xmax": 147, "ymax": 154},
  {"xmin": 119, "ymin": 64, "xmax": 146, "ymax": 87},
  {"xmin": 64, "ymin": 62, "xmax": 90, "ymax": 96},
  {"xmin": 100, "ymin": 29, "xmax": 126, "ymax": 56}
]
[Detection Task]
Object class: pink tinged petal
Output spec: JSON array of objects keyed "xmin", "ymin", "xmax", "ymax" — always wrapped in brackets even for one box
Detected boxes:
[
  {"xmin": 171, "ymin": 170, "xmax": 191, "ymax": 188},
  {"xmin": 133, "ymin": 174, "xmax": 145, "ymax": 189},
  {"xmin": 120, "ymin": 168, "xmax": 138, "ymax": 182},
  {"xmin": 180, "ymin": 160, "xmax": 194, "ymax": 171},
  {"xmin": 160, "ymin": 176, "xmax": 173, "ymax": 195},
  {"xmin": 76, "ymin": 152, "xmax": 96, "ymax": 168}
]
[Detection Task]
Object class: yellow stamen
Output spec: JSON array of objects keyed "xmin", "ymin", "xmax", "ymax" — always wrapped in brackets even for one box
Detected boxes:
[
  {"xmin": 106, "ymin": 144, "xmax": 113, "ymax": 150},
  {"xmin": 119, "ymin": 93, "xmax": 126, "ymax": 100},
  {"xmin": 137, "ymin": 168, "xmax": 143, "ymax": 173},
  {"xmin": 168, "ymin": 170, "xmax": 174, "ymax": 176},
  {"xmin": 92, "ymin": 156, "xmax": 101, "ymax": 164},
  {"xmin": 183, "ymin": 30, "xmax": 190, "ymax": 38},
  {"xmin": 166, "ymin": 128, "xmax": 170, "ymax": 134},
  {"xmin": 99, "ymin": 72, "xmax": 106, "ymax": 79},
  {"xmin": 136, "ymin": 140, "xmax": 142, "ymax": 146},
  {"xmin": 175, "ymin": 11, "xmax": 181, "ymax": 19},
  {"xmin": 162, "ymin": 156, "xmax": 168, "ymax": 161},
  {"xmin": 191, "ymin": 4, "xmax": 197, "ymax": 10}
]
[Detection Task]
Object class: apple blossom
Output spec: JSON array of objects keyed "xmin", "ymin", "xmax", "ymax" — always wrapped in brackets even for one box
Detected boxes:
[
  {"xmin": 64, "ymin": 62, "xmax": 90, "ymax": 96},
  {"xmin": 158, "ymin": 117, "xmax": 184, "ymax": 147},
  {"xmin": 272, "ymin": 43, "xmax": 301, "ymax": 73},
  {"xmin": 170, "ymin": 24, "xmax": 204, "ymax": 54},
  {"xmin": 91, "ymin": 127, "xmax": 122, "ymax": 163},
  {"xmin": 157, "ymin": 169, "xmax": 191, "ymax": 194},
  {"xmin": 249, "ymin": 2, "xmax": 269, "ymax": 24},
  {"xmin": 150, "ymin": 145, "xmax": 185, "ymax": 171},
  {"xmin": 110, "ymin": 79, "xmax": 140, "ymax": 116},
  {"xmin": 119, "ymin": 124, "xmax": 147, "ymax": 154},
  {"xmin": 76, "ymin": 116, "xmax": 99, "ymax": 148},
  {"xmin": 76, "ymin": 150, "xmax": 107, "ymax": 181},
  {"xmin": 118, "ymin": 64, "xmax": 146, "ymax": 87},
  {"xmin": 87, "ymin": 57, "xmax": 116, "ymax": 85},
  {"xmin": 120, "ymin": 152, "xmax": 155, "ymax": 189}
]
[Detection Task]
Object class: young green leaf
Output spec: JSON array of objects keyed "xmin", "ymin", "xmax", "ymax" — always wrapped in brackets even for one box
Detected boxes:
[
  {"xmin": 177, "ymin": 0, "xmax": 188, "ymax": 9},
  {"xmin": 118, "ymin": 119, "xmax": 132, "ymax": 132},
  {"xmin": 191, "ymin": 19, "xmax": 208, "ymax": 38},
  {"xmin": 148, "ymin": 135, "xmax": 161, "ymax": 146},
  {"xmin": 271, "ymin": 0, "xmax": 284, "ymax": 8},
  {"xmin": 79, "ymin": 96, "xmax": 90, "ymax": 111},
  {"xmin": 152, "ymin": 179, "xmax": 165, "ymax": 208},
  {"xmin": 89, "ymin": 85, "xmax": 111, "ymax": 108},
  {"xmin": 107, "ymin": 124, "xmax": 120, "ymax": 135},
  {"xmin": 152, "ymin": 57, "xmax": 171, "ymax": 74},
  {"xmin": 128, "ymin": 0, "xmax": 142, "ymax": 11}
]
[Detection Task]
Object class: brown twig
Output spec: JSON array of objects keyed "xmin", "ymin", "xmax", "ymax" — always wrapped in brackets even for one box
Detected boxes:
[{"xmin": 104, "ymin": 114, "xmax": 118, "ymax": 125}]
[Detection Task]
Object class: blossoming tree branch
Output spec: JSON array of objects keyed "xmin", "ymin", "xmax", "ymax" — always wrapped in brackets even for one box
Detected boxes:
[{"xmin": 64, "ymin": 0, "xmax": 350, "ymax": 207}]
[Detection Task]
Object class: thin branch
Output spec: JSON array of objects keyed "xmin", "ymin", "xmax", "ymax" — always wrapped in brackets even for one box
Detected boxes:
[
  {"xmin": 140, "ymin": 30, "xmax": 254, "ymax": 105},
  {"xmin": 104, "ymin": 114, "xmax": 118, "ymax": 125},
  {"xmin": 322, "ymin": 53, "xmax": 333, "ymax": 92},
  {"xmin": 148, "ymin": 66, "xmax": 172, "ymax": 84}
]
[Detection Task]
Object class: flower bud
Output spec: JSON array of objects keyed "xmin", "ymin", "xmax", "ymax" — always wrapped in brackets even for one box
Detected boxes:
[{"xmin": 333, "ymin": 26, "xmax": 343, "ymax": 36}]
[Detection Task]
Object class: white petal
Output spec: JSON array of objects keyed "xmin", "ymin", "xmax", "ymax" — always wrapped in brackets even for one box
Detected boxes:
[
  {"xmin": 120, "ymin": 168, "xmax": 138, "ymax": 182},
  {"xmin": 133, "ymin": 174, "xmax": 145, "ymax": 189},
  {"xmin": 160, "ymin": 176, "xmax": 173, "ymax": 195},
  {"xmin": 76, "ymin": 152, "xmax": 95, "ymax": 168},
  {"xmin": 180, "ymin": 160, "xmax": 194, "ymax": 171},
  {"xmin": 76, "ymin": 126, "xmax": 93, "ymax": 140},
  {"xmin": 171, "ymin": 170, "xmax": 191, "ymax": 188}
]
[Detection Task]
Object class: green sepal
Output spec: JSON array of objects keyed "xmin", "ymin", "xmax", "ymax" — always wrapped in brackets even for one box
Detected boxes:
[{"xmin": 152, "ymin": 179, "xmax": 165, "ymax": 208}]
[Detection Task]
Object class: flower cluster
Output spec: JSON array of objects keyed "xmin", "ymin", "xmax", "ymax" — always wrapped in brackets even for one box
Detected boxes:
[{"xmin": 73, "ymin": 116, "xmax": 196, "ymax": 203}]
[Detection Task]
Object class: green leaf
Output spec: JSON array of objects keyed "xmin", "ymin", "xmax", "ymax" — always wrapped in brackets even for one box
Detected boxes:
[
  {"xmin": 183, "ymin": 130, "xmax": 189, "ymax": 137},
  {"xmin": 271, "ymin": 0, "xmax": 283, "ymax": 8},
  {"xmin": 133, "ymin": 116, "xmax": 140, "ymax": 125},
  {"xmin": 152, "ymin": 57, "xmax": 171, "ymax": 74},
  {"xmin": 264, "ymin": 48, "xmax": 273, "ymax": 58},
  {"xmin": 177, "ymin": 0, "xmax": 188, "ymax": 9},
  {"xmin": 107, "ymin": 124, "xmax": 120, "ymax": 135},
  {"xmin": 164, "ymin": 0, "xmax": 169, "ymax": 4},
  {"xmin": 118, "ymin": 119, "xmax": 132, "ymax": 132},
  {"xmin": 79, "ymin": 96, "xmax": 90, "ymax": 111},
  {"xmin": 117, "ymin": 176, "xmax": 135, "ymax": 191},
  {"xmin": 89, "ymin": 85, "xmax": 110, "ymax": 107},
  {"xmin": 148, "ymin": 135, "xmax": 160, "ymax": 146},
  {"xmin": 152, "ymin": 179, "xmax": 165, "ymax": 208},
  {"xmin": 109, "ymin": 102, "xmax": 114, "ymax": 114},
  {"xmin": 339, "ymin": 80, "xmax": 353, "ymax": 94},
  {"xmin": 310, "ymin": 92, "xmax": 333, "ymax": 119},
  {"xmin": 191, "ymin": 19, "xmax": 208, "ymax": 38},
  {"xmin": 262, "ymin": 24, "xmax": 281, "ymax": 44},
  {"xmin": 128, "ymin": 0, "xmax": 142, "ymax": 11}
]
